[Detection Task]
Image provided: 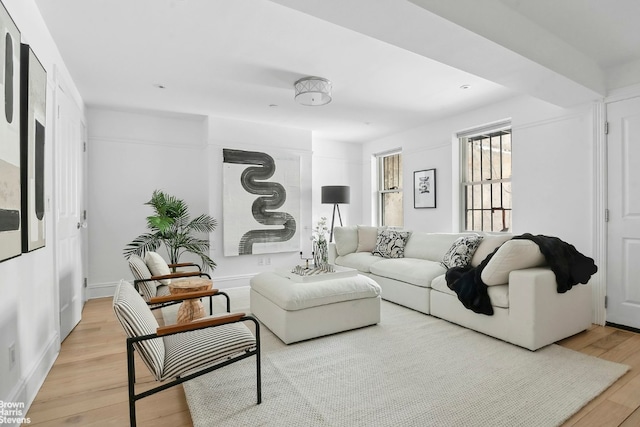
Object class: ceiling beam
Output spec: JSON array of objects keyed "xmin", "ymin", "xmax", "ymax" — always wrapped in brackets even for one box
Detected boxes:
[{"xmin": 269, "ymin": 0, "xmax": 604, "ymax": 107}]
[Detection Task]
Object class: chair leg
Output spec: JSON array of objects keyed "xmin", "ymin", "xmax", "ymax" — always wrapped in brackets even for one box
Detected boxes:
[
  {"xmin": 253, "ymin": 318, "xmax": 262, "ymax": 404},
  {"xmin": 126, "ymin": 339, "xmax": 137, "ymax": 427},
  {"xmin": 256, "ymin": 351, "xmax": 262, "ymax": 404}
]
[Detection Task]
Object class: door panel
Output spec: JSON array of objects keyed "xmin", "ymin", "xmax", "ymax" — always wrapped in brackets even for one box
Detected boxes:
[
  {"xmin": 55, "ymin": 83, "xmax": 85, "ymax": 341},
  {"xmin": 607, "ymin": 96, "xmax": 640, "ymax": 328}
]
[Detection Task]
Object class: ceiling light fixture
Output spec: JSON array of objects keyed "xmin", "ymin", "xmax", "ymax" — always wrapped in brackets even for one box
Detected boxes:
[{"xmin": 294, "ymin": 76, "xmax": 332, "ymax": 106}]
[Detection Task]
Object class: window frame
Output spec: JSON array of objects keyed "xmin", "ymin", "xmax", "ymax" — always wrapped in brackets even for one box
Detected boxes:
[
  {"xmin": 376, "ymin": 150, "xmax": 403, "ymax": 227},
  {"xmin": 458, "ymin": 122, "xmax": 512, "ymax": 233}
]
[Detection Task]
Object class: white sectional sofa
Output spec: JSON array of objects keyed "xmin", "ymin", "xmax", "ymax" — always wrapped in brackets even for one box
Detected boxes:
[{"xmin": 328, "ymin": 226, "xmax": 593, "ymax": 350}]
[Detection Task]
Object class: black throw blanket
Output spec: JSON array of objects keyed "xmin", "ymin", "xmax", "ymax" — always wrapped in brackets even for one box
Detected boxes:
[{"xmin": 445, "ymin": 233, "xmax": 598, "ymax": 316}]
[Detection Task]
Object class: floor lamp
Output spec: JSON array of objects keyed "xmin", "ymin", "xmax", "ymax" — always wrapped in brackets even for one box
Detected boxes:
[{"xmin": 321, "ymin": 186, "xmax": 350, "ymax": 242}]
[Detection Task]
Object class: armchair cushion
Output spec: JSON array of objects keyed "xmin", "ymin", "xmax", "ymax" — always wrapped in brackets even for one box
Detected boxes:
[
  {"xmin": 112, "ymin": 280, "xmax": 165, "ymax": 379},
  {"xmin": 128, "ymin": 255, "xmax": 159, "ymax": 300},
  {"xmin": 145, "ymin": 251, "xmax": 172, "ymax": 285},
  {"xmin": 162, "ymin": 323, "xmax": 256, "ymax": 380}
]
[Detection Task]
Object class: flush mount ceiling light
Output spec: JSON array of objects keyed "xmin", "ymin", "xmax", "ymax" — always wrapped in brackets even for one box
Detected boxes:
[{"xmin": 294, "ymin": 76, "xmax": 332, "ymax": 106}]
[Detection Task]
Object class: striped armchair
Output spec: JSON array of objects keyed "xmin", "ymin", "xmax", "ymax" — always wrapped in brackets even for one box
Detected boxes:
[
  {"xmin": 128, "ymin": 253, "xmax": 230, "ymax": 312},
  {"xmin": 113, "ymin": 280, "xmax": 261, "ymax": 427}
]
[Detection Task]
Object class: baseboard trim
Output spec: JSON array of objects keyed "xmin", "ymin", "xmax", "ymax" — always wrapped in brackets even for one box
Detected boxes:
[
  {"xmin": 7, "ymin": 332, "xmax": 59, "ymax": 418},
  {"xmin": 86, "ymin": 281, "xmax": 120, "ymax": 299}
]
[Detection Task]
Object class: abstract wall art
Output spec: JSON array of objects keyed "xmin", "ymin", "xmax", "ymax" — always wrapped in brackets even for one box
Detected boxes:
[
  {"xmin": 222, "ymin": 148, "xmax": 300, "ymax": 256},
  {"xmin": 0, "ymin": 2, "xmax": 21, "ymax": 262},
  {"xmin": 20, "ymin": 44, "xmax": 46, "ymax": 252}
]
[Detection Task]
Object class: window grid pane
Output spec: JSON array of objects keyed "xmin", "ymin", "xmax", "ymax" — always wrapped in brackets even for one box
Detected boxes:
[
  {"xmin": 462, "ymin": 129, "xmax": 511, "ymax": 232},
  {"xmin": 378, "ymin": 152, "xmax": 403, "ymax": 227}
]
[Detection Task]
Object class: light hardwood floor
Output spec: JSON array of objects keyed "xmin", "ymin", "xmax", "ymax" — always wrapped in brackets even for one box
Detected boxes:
[{"xmin": 25, "ymin": 297, "xmax": 640, "ymax": 426}]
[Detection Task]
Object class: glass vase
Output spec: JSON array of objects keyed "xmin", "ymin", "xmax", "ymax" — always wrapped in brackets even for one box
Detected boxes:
[{"xmin": 313, "ymin": 239, "xmax": 328, "ymax": 268}]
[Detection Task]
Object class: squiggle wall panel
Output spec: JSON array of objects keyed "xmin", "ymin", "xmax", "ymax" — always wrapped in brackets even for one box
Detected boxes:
[{"xmin": 223, "ymin": 148, "xmax": 299, "ymax": 256}]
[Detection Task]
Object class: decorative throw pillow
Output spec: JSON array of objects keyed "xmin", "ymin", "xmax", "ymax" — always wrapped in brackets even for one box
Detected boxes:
[
  {"xmin": 372, "ymin": 229, "xmax": 411, "ymax": 258},
  {"xmin": 357, "ymin": 225, "xmax": 384, "ymax": 252},
  {"xmin": 145, "ymin": 251, "xmax": 171, "ymax": 285},
  {"xmin": 441, "ymin": 235, "xmax": 483, "ymax": 269},
  {"xmin": 480, "ymin": 239, "xmax": 545, "ymax": 286}
]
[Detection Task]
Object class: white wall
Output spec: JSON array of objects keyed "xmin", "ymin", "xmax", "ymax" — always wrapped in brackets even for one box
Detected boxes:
[
  {"xmin": 312, "ymin": 139, "xmax": 364, "ymax": 233},
  {"xmin": 207, "ymin": 117, "xmax": 313, "ymax": 286},
  {"xmin": 0, "ymin": 0, "xmax": 85, "ymax": 416},
  {"xmin": 86, "ymin": 110, "xmax": 367, "ymax": 291},
  {"xmin": 362, "ymin": 95, "xmax": 596, "ymax": 257},
  {"xmin": 86, "ymin": 108, "xmax": 209, "ymax": 296}
]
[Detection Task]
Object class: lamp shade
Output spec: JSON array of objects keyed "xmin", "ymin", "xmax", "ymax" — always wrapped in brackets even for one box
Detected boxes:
[
  {"xmin": 321, "ymin": 186, "xmax": 350, "ymax": 204},
  {"xmin": 294, "ymin": 77, "xmax": 332, "ymax": 106}
]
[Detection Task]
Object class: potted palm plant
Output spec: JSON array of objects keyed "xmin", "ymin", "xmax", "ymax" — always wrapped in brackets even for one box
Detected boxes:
[{"xmin": 123, "ymin": 190, "xmax": 217, "ymax": 271}]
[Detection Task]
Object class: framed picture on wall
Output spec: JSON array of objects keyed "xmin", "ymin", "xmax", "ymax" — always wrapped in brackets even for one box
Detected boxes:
[
  {"xmin": 0, "ymin": 2, "xmax": 22, "ymax": 262},
  {"xmin": 414, "ymin": 168, "xmax": 436, "ymax": 209},
  {"xmin": 20, "ymin": 44, "xmax": 47, "ymax": 252},
  {"xmin": 222, "ymin": 148, "xmax": 300, "ymax": 256}
]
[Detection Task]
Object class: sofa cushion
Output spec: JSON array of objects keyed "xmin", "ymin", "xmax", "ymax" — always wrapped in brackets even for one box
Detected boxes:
[
  {"xmin": 370, "ymin": 258, "xmax": 445, "ymax": 288},
  {"xmin": 335, "ymin": 252, "xmax": 383, "ymax": 273},
  {"xmin": 481, "ymin": 239, "xmax": 546, "ymax": 286},
  {"xmin": 470, "ymin": 234, "xmax": 513, "ymax": 267},
  {"xmin": 356, "ymin": 225, "xmax": 382, "ymax": 252},
  {"xmin": 250, "ymin": 272, "xmax": 381, "ymax": 311},
  {"xmin": 334, "ymin": 226, "xmax": 358, "ymax": 256},
  {"xmin": 372, "ymin": 229, "xmax": 411, "ymax": 258},
  {"xmin": 431, "ymin": 274, "xmax": 509, "ymax": 308},
  {"xmin": 404, "ymin": 233, "xmax": 468, "ymax": 261},
  {"xmin": 441, "ymin": 235, "xmax": 483, "ymax": 269}
]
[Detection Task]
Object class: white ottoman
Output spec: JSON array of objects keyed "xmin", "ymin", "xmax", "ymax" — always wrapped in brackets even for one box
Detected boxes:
[{"xmin": 250, "ymin": 271, "xmax": 382, "ymax": 344}]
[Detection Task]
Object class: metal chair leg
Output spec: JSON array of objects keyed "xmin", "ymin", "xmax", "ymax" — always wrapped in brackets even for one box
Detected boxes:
[{"xmin": 127, "ymin": 339, "xmax": 137, "ymax": 427}]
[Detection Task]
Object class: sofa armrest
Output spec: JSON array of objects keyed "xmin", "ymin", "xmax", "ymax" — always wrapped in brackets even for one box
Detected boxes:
[
  {"xmin": 507, "ymin": 267, "xmax": 591, "ymax": 350},
  {"xmin": 329, "ymin": 243, "xmax": 338, "ymax": 264}
]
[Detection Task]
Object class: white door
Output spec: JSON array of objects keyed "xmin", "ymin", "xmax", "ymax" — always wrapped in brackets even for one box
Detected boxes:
[
  {"xmin": 55, "ymin": 81, "xmax": 86, "ymax": 341},
  {"xmin": 607, "ymin": 96, "xmax": 640, "ymax": 329}
]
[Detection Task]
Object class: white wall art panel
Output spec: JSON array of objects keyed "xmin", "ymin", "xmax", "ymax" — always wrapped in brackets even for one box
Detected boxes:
[
  {"xmin": 0, "ymin": 3, "xmax": 21, "ymax": 262},
  {"xmin": 222, "ymin": 148, "xmax": 300, "ymax": 256}
]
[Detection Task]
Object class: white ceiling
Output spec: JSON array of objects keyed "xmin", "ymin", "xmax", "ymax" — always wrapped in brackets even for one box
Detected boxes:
[{"xmin": 34, "ymin": 0, "xmax": 640, "ymax": 143}]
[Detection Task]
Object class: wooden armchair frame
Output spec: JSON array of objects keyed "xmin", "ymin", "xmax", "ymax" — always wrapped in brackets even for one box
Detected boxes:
[{"xmin": 132, "ymin": 271, "xmax": 231, "ymax": 313}]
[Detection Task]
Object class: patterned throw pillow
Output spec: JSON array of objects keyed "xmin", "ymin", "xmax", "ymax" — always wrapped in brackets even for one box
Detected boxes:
[
  {"xmin": 372, "ymin": 229, "xmax": 411, "ymax": 258},
  {"xmin": 441, "ymin": 235, "xmax": 483, "ymax": 269}
]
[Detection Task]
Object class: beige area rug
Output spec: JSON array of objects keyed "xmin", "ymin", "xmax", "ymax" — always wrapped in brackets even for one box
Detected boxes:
[{"xmin": 163, "ymin": 287, "xmax": 628, "ymax": 427}]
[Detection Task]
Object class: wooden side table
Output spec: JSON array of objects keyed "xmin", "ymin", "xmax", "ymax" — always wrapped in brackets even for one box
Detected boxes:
[{"xmin": 168, "ymin": 278, "xmax": 213, "ymax": 324}]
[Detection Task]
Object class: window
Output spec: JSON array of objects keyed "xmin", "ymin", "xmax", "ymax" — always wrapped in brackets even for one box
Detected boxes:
[
  {"xmin": 460, "ymin": 127, "xmax": 512, "ymax": 232},
  {"xmin": 377, "ymin": 151, "xmax": 403, "ymax": 227}
]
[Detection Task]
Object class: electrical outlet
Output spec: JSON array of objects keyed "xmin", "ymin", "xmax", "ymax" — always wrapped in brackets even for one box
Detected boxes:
[
  {"xmin": 258, "ymin": 258, "xmax": 264, "ymax": 266},
  {"xmin": 265, "ymin": 257, "xmax": 271, "ymax": 265},
  {"xmin": 8, "ymin": 343, "xmax": 15, "ymax": 370}
]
